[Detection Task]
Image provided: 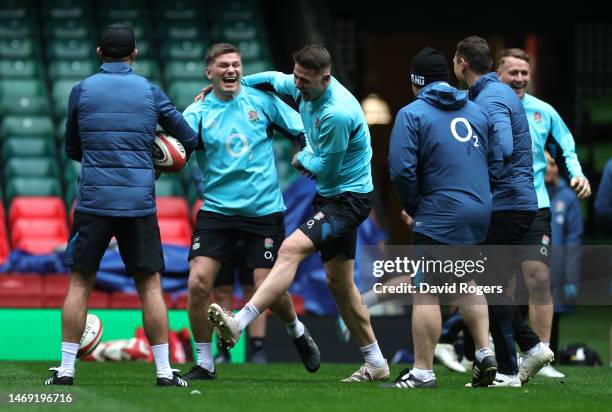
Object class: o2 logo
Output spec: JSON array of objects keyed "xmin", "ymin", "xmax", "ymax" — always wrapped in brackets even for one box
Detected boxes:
[
  {"xmin": 450, "ymin": 118, "xmax": 479, "ymax": 147},
  {"xmin": 225, "ymin": 133, "xmax": 249, "ymax": 158}
]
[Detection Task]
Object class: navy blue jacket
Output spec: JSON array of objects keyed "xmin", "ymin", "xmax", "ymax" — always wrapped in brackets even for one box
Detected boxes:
[
  {"xmin": 547, "ymin": 180, "xmax": 583, "ymax": 307},
  {"xmin": 65, "ymin": 62, "xmax": 197, "ymax": 217},
  {"xmin": 469, "ymin": 72, "xmax": 537, "ymax": 212},
  {"xmin": 389, "ymin": 82, "xmax": 495, "ymax": 244}
]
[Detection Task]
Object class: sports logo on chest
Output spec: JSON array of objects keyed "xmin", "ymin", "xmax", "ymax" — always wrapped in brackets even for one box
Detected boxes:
[
  {"xmin": 533, "ymin": 111, "xmax": 542, "ymax": 123},
  {"xmin": 314, "ymin": 116, "xmax": 321, "ymax": 129},
  {"xmin": 248, "ymin": 109, "xmax": 260, "ymax": 123}
]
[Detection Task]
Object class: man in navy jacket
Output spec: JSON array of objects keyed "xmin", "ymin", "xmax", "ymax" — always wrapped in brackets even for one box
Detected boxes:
[
  {"xmin": 45, "ymin": 24, "xmax": 197, "ymax": 387},
  {"xmin": 453, "ymin": 36, "xmax": 553, "ymax": 387},
  {"xmin": 385, "ymin": 48, "xmax": 497, "ymax": 389}
]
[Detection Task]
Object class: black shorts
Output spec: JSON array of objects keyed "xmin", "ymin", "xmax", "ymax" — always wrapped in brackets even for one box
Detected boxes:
[
  {"xmin": 189, "ymin": 211, "xmax": 285, "ymax": 269},
  {"xmin": 299, "ymin": 191, "xmax": 372, "ymax": 263},
  {"xmin": 411, "ymin": 232, "xmax": 477, "ymax": 288},
  {"xmin": 520, "ymin": 208, "xmax": 551, "ymax": 264},
  {"xmin": 214, "ymin": 245, "xmax": 254, "ymax": 287},
  {"xmin": 482, "ymin": 210, "xmax": 536, "ymax": 287},
  {"xmin": 64, "ymin": 211, "xmax": 164, "ymax": 275}
]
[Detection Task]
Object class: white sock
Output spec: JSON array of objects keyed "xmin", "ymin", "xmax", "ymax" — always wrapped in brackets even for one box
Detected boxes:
[
  {"xmin": 360, "ymin": 341, "xmax": 386, "ymax": 368},
  {"xmin": 542, "ymin": 342, "xmax": 550, "ymax": 348},
  {"xmin": 151, "ymin": 343, "xmax": 173, "ymax": 379},
  {"xmin": 235, "ymin": 304, "xmax": 260, "ymax": 331},
  {"xmin": 526, "ymin": 342, "xmax": 543, "ymax": 356},
  {"xmin": 195, "ymin": 342, "xmax": 214, "ymax": 372},
  {"xmin": 284, "ymin": 318, "xmax": 305, "ymax": 339},
  {"xmin": 475, "ymin": 347, "xmax": 494, "ymax": 362},
  {"xmin": 410, "ymin": 367, "xmax": 435, "ymax": 381},
  {"xmin": 58, "ymin": 342, "xmax": 79, "ymax": 377}
]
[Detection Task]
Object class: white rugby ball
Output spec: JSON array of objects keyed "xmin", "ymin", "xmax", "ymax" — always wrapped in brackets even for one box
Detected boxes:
[
  {"xmin": 153, "ymin": 132, "xmax": 187, "ymax": 173},
  {"xmin": 78, "ymin": 314, "xmax": 103, "ymax": 358}
]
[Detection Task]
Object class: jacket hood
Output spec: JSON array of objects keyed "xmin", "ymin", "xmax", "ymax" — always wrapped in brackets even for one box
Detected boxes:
[{"xmin": 417, "ymin": 81, "xmax": 468, "ymax": 110}]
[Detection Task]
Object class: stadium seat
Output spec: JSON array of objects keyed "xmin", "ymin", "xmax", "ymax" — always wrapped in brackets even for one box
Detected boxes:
[
  {"xmin": 131, "ymin": 59, "xmax": 161, "ymax": 81},
  {"xmin": 4, "ymin": 157, "xmax": 61, "ymax": 180},
  {"xmin": 159, "ymin": 22, "xmax": 205, "ymax": 41},
  {"xmin": 48, "ymin": 59, "xmax": 96, "ymax": 79},
  {"xmin": 47, "ymin": 38, "xmax": 94, "ymax": 60},
  {"xmin": 87, "ymin": 290, "xmax": 110, "ymax": 308},
  {"xmin": 0, "ymin": 233, "xmax": 10, "ymax": 263},
  {"xmin": 51, "ymin": 79, "xmax": 79, "ymax": 118},
  {"xmin": 0, "ymin": 38, "xmax": 37, "ymax": 59},
  {"xmin": 168, "ymin": 80, "xmax": 205, "ymax": 111},
  {"xmin": 155, "ymin": 175, "xmax": 185, "ymax": 197},
  {"xmin": 109, "ymin": 292, "xmax": 173, "ymax": 309},
  {"xmin": 11, "ymin": 218, "xmax": 69, "ymax": 246},
  {"xmin": 174, "ymin": 293, "xmax": 188, "ymax": 309},
  {"xmin": 1, "ymin": 137, "xmax": 57, "ymax": 161},
  {"xmin": 0, "ymin": 95, "xmax": 50, "ymax": 116},
  {"xmin": 63, "ymin": 160, "xmax": 81, "ymax": 184},
  {"xmin": 9, "ymin": 196, "xmax": 67, "ymax": 229},
  {"xmin": 242, "ymin": 59, "xmax": 271, "ymax": 75},
  {"xmin": 158, "ymin": 218, "xmax": 192, "ymax": 246},
  {"xmin": 99, "ymin": 0, "xmax": 148, "ymax": 21},
  {"xmin": 0, "ymin": 115, "xmax": 54, "ymax": 138},
  {"xmin": 163, "ymin": 60, "xmax": 203, "ymax": 83},
  {"xmin": 43, "ymin": 274, "xmax": 69, "ymax": 307},
  {"xmin": 156, "ymin": 196, "xmax": 189, "ymax": 219},
  {"xmin": 109, "ymin": 292, "xmax": 141, "ymax": 309},
  {"xmin": 0, "ymin": 17, "xmax": 38, "ymax": 39},
  {"xmin": 156, "ymin": 0, "xmax": 205, "ymax": 20},
  {"xmin": 5, "ymin": 177, "xmax": 63, "ymax": 203},
  {"xmin": 0, "ymin": 59, "xmax": 41, "ymax": 78},
  {"xmin": 161, "ymin": 40, "xmax": 207, "ymax": 61},
  {"xmin": 0, "ymin": 79, "xmax": 46, "ymax": 98},
  {"xmin": 45, "ymin": 18, "xmax": 95, "ymax": 40},
  {"xmin": 43, "ymin": 0, "xmax": 93, "ymax": 20},
  {"xmin": 0, "ymin": 274, "xmax": 44, "ymax": 308}
]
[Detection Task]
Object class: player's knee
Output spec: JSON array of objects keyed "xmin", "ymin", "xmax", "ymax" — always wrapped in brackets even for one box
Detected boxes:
[
  {"xmin": 326, "ymin": 275, "xmax": 348, "ymax": 296},
  {"xmin": 277, "ymin": 239, "xmax": 302, "ymax": 262},
  {"xmin": 188, "ymin": 272, "xmax": 214, "ymax": 297},
  {"xmin": 525, "ymin": 265, "xmax": 550, "ymax": 291}
]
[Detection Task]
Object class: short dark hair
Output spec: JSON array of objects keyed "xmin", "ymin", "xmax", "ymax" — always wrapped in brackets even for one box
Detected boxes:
[
  {"xmin": 456, "ymin": 36, "xmax": 492, "ymax": 75},
  {"xmin": 205, "ymin": 43, "xmax": 240, "ymax": 66},
  {"xmin": 498, "ymin": 48, "xmax": 531, "ymax": 68},
  {"xmin": 292, "ymin": 45, "xmax": 331, "ymax": 73},
  {"xmin": 99, "ymin": 23, "xmax": 135, "ymax": 60}
]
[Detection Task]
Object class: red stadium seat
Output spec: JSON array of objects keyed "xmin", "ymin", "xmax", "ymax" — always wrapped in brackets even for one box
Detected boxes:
[
  {"xmin": 174, "ymin": 293, "xmax": 188, "ymax": 309},
  {"xmin": 110, "ymin": 292, "xmax": 141, "ymax": 309},
  {"xmin": 156, "ymin": 196, "xmax": 189, "ymax": 219},
  {"xmin": 0, "ymin": 274, "xmax": 44, "ymax": 307},
  {"xmin": 43, "ymin": 274, "xmax": 69, "ymax": 307},
  {"xmin": 11, "ymin": 218, "xmax": 69, "ymax": 246},
  {"xmin": 158, "ymin": 218, "xmax": 192, "ymax": 246},
  {"xmin": 0, "ymin": 230, "xmax": 10, "ymax": 264},
  {"xmin": 9, "ymin": 196, "xmax": 67, "ymax": 229},
  {"xmin": 88, "ymin": 291, "xmax": 110, "ymax": 308},
  {"xmin": 109, "ymin": 292, "xmax": 172, "ymax": 308}
]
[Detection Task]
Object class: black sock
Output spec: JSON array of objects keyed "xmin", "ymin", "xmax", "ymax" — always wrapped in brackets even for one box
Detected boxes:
[{"xmin": 250, "ymin": 337, "xmax": 265, "ymax": 353}]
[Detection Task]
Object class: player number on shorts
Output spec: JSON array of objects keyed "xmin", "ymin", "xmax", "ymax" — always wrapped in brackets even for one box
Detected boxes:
[{"xmin": 450, "ymin": 117, "xmax": 479, "ymax": 147}]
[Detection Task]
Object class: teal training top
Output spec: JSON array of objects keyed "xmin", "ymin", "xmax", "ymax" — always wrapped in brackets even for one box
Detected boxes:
[{"xmin": 183, "ymin": 85, "xmax": 304, "ymax": 216}]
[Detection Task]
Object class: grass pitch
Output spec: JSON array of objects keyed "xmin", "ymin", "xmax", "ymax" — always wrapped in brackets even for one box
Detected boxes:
[{"xmin": 1, "ymin": 361, "xmax": 610, "ymax": 412}]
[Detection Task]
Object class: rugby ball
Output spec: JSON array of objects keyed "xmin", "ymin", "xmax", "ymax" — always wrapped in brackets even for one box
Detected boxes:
[
  {"xmin": 78, "ymin": 314, "xmax": 103, "ymax": 358},
  {"xmin": 153, "ymin": 132, "xmax": 187, "ymax": 173}
]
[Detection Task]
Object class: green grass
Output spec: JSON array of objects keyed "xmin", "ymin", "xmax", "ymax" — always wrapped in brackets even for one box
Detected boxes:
[{"xmin": 1, "ymin": 362, "xmax": 611, "ymax": 412}]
